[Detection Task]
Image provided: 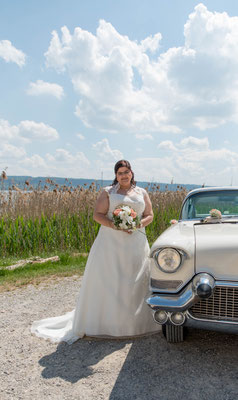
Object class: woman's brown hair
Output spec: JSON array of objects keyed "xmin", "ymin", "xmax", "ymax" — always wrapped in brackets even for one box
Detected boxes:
[{"xmin": 112, "ymin": 160, "xmax": 136, "ymax": 186}]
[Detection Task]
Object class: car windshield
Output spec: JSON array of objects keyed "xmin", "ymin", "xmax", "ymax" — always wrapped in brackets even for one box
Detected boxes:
[{"xmin": 181, "ymin": 190, "xmax": 238, "ymax": 220}]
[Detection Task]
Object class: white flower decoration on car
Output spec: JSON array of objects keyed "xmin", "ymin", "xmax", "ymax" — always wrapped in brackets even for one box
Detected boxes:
[
  {"xmin": 203, "ymin": 208, "xmax": 222, "ymax": 223},
  {"xmin": 209, "ymin": 209, "xmax": 222, "ymax": 219}
]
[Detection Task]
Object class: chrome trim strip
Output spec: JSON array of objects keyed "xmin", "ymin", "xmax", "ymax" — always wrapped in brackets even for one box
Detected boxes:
[
  {"xmin": 187, "ymin": 311, "xmax": 238, "ymax": 326},
  {"xmin": 214, "ymin": 281, "xmax": 238, "ymax": 288},
  {"xmin": 184, "ymin": 313, "xmax": 238, "ymax": 334}
]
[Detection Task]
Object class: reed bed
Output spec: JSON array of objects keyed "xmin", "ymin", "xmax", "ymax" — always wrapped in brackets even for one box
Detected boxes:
[
  {"xmin": 147, "ymin": 184, "xmax": 187, "ymax": 244},
  {"xmin": 0, "ymin": 176, "xmax": 187, "ymax": 257}
]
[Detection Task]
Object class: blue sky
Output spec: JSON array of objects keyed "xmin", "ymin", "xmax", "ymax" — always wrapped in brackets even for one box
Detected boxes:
[{"xmin": 1, "ymin": 0, "xmax": 238, "ymax": 185}]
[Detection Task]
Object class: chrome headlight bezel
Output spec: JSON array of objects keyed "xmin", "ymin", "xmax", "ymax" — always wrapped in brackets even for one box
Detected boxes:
[{"xmin": 153, "ymin": 247, "xmax": 185, "ymax": 273}]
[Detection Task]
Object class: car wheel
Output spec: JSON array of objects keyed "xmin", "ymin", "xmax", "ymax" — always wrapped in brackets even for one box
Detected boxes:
[{"xmin": 162, "ymin": 324, "xmax": 185, "ymax": 343}]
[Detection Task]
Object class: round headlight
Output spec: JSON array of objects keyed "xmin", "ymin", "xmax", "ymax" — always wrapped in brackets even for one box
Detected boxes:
[{"xmin": 155, "ymin": 248, "xmax": 182, "ymax": 273}]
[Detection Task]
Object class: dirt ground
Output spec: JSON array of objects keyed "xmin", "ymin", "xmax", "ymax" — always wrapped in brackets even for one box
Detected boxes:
[{"xmin": 1, "ymin": 276, "xmax": 238, "ymax": 400}]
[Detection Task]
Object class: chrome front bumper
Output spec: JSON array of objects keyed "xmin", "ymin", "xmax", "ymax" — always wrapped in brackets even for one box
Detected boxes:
[
  {"xmin": 185, "ymin": 313, "xmax": 238, "ymax": 334},
  {"xmin": 146, "ymin": 274, "xmax": 238, "ymax": 334},
  {"xmin": 147, "ymin": 281, "xmax": 198, "ymax": 313}
]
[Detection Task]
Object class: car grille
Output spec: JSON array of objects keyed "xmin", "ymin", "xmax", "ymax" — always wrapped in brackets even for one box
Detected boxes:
[{"xmin": 189, "ymin": 286, "xmax": 238, "ymax": 321}]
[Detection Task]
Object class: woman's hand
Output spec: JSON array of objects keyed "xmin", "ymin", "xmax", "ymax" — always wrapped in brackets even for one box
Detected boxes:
[
  {"xmin": 110, "ymin": 221, "xmax": 117, "ymax": 230},
  {"xmin": 122, "ymin": 229, "xmax": 133, "ymax": 235}
]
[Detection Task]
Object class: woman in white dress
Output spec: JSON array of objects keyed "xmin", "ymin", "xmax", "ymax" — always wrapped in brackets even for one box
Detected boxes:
[{"xmin": 31, "ymin": 160, "xmax": 160, "ymax": 343}]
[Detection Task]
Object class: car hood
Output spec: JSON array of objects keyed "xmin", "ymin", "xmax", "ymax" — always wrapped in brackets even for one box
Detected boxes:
[{"xmin": 195, "ymin": 222, "xmax": 238, "ymax": 280}]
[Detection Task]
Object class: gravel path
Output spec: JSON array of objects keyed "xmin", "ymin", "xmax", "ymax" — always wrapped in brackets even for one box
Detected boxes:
[{"xmin": 1, "ymin": 276, "xmax": 238, "ymax": 400}]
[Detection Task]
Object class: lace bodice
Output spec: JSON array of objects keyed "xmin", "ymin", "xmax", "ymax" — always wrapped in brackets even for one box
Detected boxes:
[{"xmin": 104, "ymin": 184, "xmax": 146, "ymax": 219}]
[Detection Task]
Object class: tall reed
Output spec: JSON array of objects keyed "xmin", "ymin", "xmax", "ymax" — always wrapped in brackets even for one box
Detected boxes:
[{"xmin": 0, "ymin": 178, "xmax": 187, "ymax": 257}]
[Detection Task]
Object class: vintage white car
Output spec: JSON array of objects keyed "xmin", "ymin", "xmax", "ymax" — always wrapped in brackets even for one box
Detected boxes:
[{"xmin": 147, "ymin": 187, "xmax": 238, "ymax": 342}]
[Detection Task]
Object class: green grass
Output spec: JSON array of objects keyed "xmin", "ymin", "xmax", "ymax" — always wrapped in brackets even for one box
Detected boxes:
[
  {"xmin": 0, "ymin": 207, "xmax": 179, "ymax": 258},
  {"xmin": 0, "ymin": 213, "xmax": 100, "ymax": 257},
  {"xmin": 0, "ymin": 252, "xmax": 87, "ymax": 292},
  {"xmin": 0, "ymin": 196, "xmax": 183, "ymax": 291},
  {"xmin": 146, "ymin": 207, "xmax": 180, "ymax": 245}
]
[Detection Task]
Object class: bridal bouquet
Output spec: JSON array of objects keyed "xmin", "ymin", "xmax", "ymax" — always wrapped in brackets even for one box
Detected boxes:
[{"xmin": 113, "ymin": 204, "xmax": 140, "ymax": 231}]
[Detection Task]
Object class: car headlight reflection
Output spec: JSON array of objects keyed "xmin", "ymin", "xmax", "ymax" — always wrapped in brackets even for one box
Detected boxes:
[{"xmin": 154, "ymin": 248, "xmax": 182, "ymax": 273}]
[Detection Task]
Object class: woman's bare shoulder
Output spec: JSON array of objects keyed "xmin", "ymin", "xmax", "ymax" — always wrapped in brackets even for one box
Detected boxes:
[
  {"xmin": 134, "ymin": 186, "xmax": 147, "ymax": 195},
  {"xmin": 103, "ymin": 185, "xmax": 117, "ymax": 194},
  {"xmin": 103, "ymin": 185, "xmax": 112, "ymax": 192},
  {"xmin": 96, "ymin": 186, "xmax": 114, "ymax": 201}
]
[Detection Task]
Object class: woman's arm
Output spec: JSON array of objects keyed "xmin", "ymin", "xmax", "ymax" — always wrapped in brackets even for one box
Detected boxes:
[
  {"xmin": 140, "ymin": 190, "xmax": 154, "ymax": 228},
  {"xmin": 93, "ymin": 190, "xmax": 115, "ymax": 228}
]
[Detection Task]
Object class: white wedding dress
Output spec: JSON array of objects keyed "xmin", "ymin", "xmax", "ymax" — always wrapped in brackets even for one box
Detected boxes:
[{"xmin": 31, "ymin": 185, "xmax": 161, "ymax": 343}]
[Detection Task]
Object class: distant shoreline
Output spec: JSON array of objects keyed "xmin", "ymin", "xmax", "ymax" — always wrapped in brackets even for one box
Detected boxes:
[{"xmin": 1, "ymin": 176, "xmax": 202, "ymax": 192}]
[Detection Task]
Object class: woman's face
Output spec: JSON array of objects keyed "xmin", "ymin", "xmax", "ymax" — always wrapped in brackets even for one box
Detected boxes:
[{"xmin": 116, "ymin": 166, "xmax": 132, "ymax": 187}]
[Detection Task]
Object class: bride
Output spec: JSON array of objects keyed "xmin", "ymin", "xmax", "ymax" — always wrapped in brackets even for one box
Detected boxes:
[{"xmin": 31, "ymin": 160, "xmax": 161, "ymax": 343}]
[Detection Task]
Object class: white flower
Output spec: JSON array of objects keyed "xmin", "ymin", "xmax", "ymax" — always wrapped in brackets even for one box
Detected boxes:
[
  {"xmin": 119, "ymin": 221, "xmax": 128, "ymax": 230},
  {"xmin": 209, "ymin": 209, "xmax": 222, "ymax": 218},
  {"xmin": 122, "ymin": 206, "xmax": 131, "ymax": 214},
  {"xmin": 119, "ymin": 212, "xmax": 128, "ymax": 222}
]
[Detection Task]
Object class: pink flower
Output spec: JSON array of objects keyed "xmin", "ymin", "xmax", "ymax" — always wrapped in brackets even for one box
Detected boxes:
[
  {"xmin": 130, "ymin": 209, "xmax": 137, "ymax": 218},
  {"xmin": 113, "ymin": 208, "xmax": 122, "ymax": 216},
  {"xmin": 170, "ymin": 219, "xmax": 178, "ymax": 225}
]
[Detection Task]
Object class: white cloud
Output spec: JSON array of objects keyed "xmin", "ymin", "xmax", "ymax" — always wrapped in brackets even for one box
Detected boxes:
[
  {"xmin": 132, "ymin": 157, "xmax": 177, "ymax": 183},
  {"xmin": 1, "ymin": 133, "xmax": 238, "ymax": 185},
  {"xmin": 76, "ymin": 133, "xmax": 85, "ymax": 140},
  {"xmin": 0, "ymin": 40, "xmax": 26, "ymax": 67},
  {"xmin": 92, "ymin": 138, "xmax": 123, "ymax": 161},
  {"xmin": 22, "ymin": 154, "xmax": 48, "ymax": 169},
  {"xmin": 0, "ymin": 143, "xmax": 26, "ymax": 159},
  {"xmin": 135, "ymin": 133, "xmax": 153, "ymax": 140},
  {"xmin": 47, "ymin": 148, "xmax": 89, "ymax": 165},
  {"xmin": 0, "ymin": 119, "xmax": 19, "ymax": 141},
  {"xmin": 19, "ymin": 121, "xmax": 59, "ymax": 142},
  {"xmin": 0, "ymin": 119, "xmax": 60, "ymax": 176},
  {"xmin": 27, "ymin": 80, "xmax": 64, "ymax": 99},
  {"xmin": 51, "ymin": 149, "xmax": 75, "ymax": 163},
  {"xmin": 44, "ymin": 5, "xmax": 238, "ymax": 134},
  {"xmin": 155, "ymin": 136, "xmax": 238, "ymax": 185},
  {"xmin": 140, "ymin": 33, "xmax": 162, "ymax": 53},
  {"xmin": 3, "ymin": 148, "xmax": 91, "ymax": 178},
  {"xmin": 43, "ymin": 149, "xmax": 91, "ymax": 177},
  {"xmin": 180, "ymin": 136, "xmax": 209, "ymax": 150},
  {"xmin": 158, "ymin": 140, "xmax": 177, "ymax": 152},
  {"xmin": 0, "ymin": 118, "xmax": 59, "ymax": 145}
]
